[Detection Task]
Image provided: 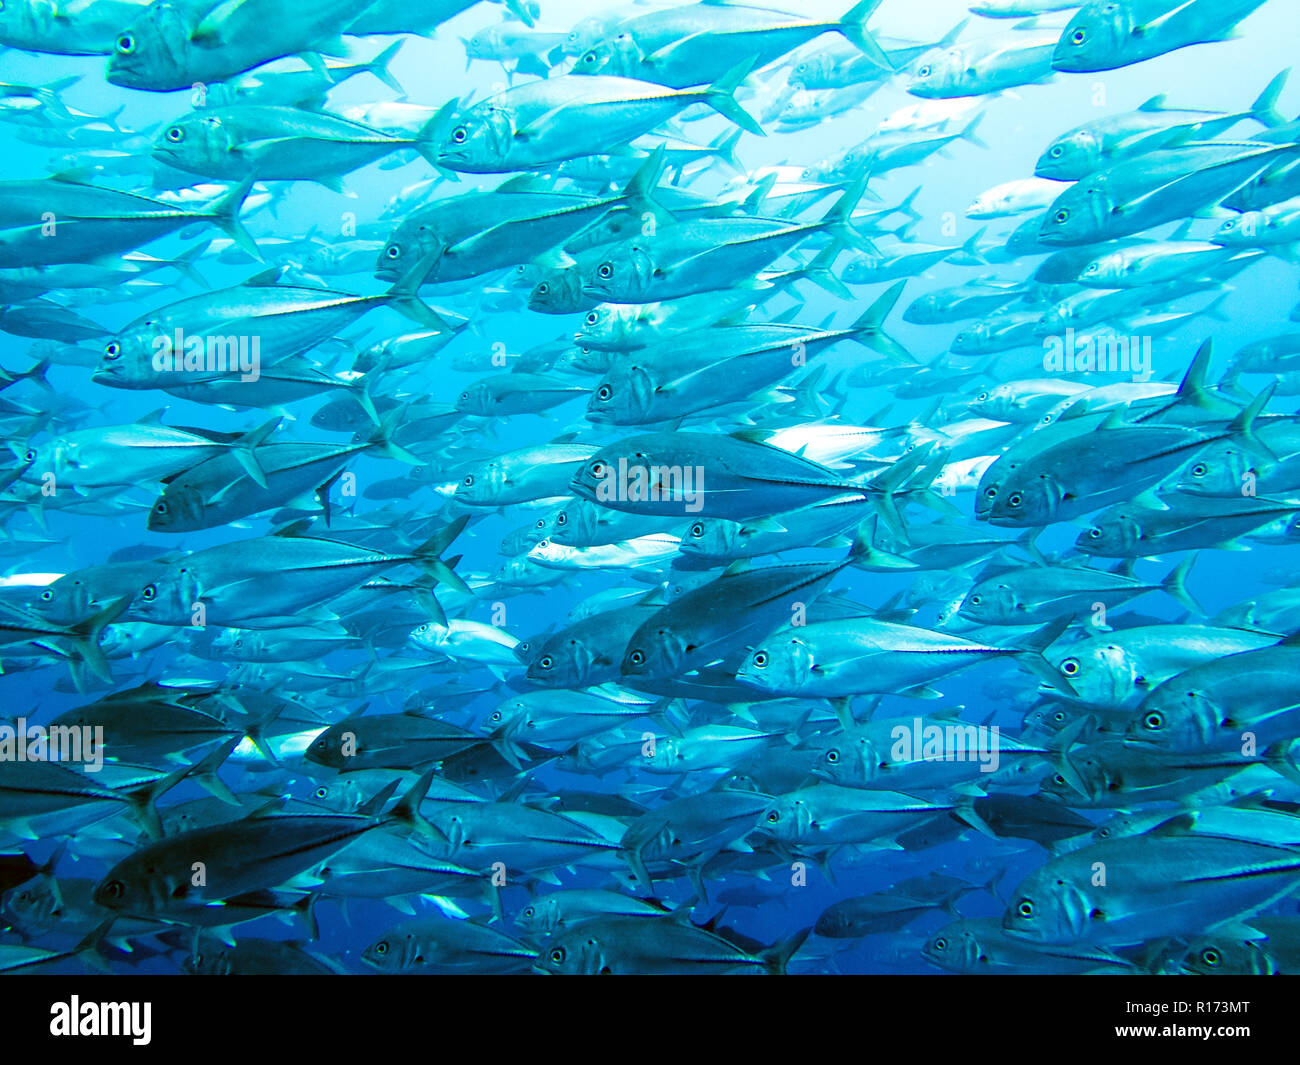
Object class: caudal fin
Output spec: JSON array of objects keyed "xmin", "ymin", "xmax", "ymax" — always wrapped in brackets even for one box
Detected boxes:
[
  {"xmin": 366, "ymin": 40, "xmax": 406, "ymax": 95},
  {"xmin": 413, "ymin": 515, "xmax": 472, "ymax": 594},
  {"xmin": 848, "ymin": 279, "xmax": 914, "ymax": 364},
  {"xmin": 760, "ymin": 926, "xmax": 812, "ymax": 975},
  {"xmin": 703, "ymin": 59, "xmax": 765, "ymax": 137},
  {"xmin": 1251, "ymin": 68, "xmax": 1290, "ymax": 128},
  {"xmin": 205, "ymin": 178, "xmax": 261, "ymax": 262},
  {"xmin": 838, "ymin": 0, "xmax": 892, "ymax": 72}
]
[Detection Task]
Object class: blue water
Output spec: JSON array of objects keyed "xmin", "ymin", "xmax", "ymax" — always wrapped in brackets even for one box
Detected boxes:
[{"xmin": 2, "ymin": 0, "xmax": 1299, "ymax": 975}]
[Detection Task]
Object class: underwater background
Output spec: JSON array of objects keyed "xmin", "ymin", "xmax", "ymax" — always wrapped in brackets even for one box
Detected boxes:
[{"xmin": 1, "ymin": 0, "xmax": 1299, "ymax": 975}]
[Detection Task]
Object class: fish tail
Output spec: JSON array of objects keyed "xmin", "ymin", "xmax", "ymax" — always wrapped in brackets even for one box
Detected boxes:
[
  {"xmin": 958, "ymin": 226, "xmax": 988, "ymax": 264},
  {"xmin": 848, "ymin": 278, "xmax": 915, "ymax": 363},
  {"xmin": 72, "ymin": 918, "xmax": 117, "ymax": 974},
  {"xmin": 838, "ymin": 0, "xmax": 892, "ymax": 72},
  {"xmin": 622, "ymin": 143, "xmax": 668, "ymax": 215},
  {"xmin": 1230, "ymin": 380, "xmax": 1279, "ymax": 462},
  {"xmin": 1162, "ymin": 554, "xmax": 1203, "ymax": 616},
  {"xmin": 703, "ymin": 59, "xmax": 765, "ymax": 137},
  {"xmin": 185, "ymin": 736, "xmax": 242, "ymax": 806},
  {"xmin": 820, "ymin": 171, "xmax": 876, "ymax": 252},
  {"xmin": 366, "ymin": 40, "xmax": 406, "ymax": 95},
  {"xmin": 795, "ymin": 240, "xmax": 852, "ymax": 299},
  {"xmin": 231, "ymin": 415, "xmax": 281, "ymax": 489},
  {"xmin": 710, "ymin": 127, "xmax": 745, "ymax": 174},
  {"xmin": 64, "ymin": 595, "xmax": 129, "ymax": 686},
  {"xmin": 364, "ymin": 405, "xmax": 423, "ymax": 465},
  {"xmin": 760, "ymin": 926, "xmax": 811, "ymax": 975},
  {"xmin": 384, "ymin": 255, "xmax": 455, "ymax": 330},
  {"xmin": 386, "ymin": 767, "xmax": 447, "ymax": 842},
  {"xmin": 168, "ymin": 241, "xmax": 210, "ymax": 287},
  {"xmin": 412, "ymin": 514, "xmax": 472, "ymax": 594},
  {"xmin": 952, "ymin": 788, "xmax": 998, "ymax": 839},
  {"xmin": 18, "ymin": 356, "xmax": 52, "ymax": 393},
  {"xmin": 206, "ymin": 178, "xmax": 261, "ymax": 262},
  {"xmin": 961, "ymin": 110, "xmax": 989, "ymax": 150}
]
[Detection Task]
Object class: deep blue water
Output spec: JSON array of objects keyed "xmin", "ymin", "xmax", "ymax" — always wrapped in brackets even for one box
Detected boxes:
[{"xmin": 2, "ymin": 0, "xmax": 1299, "ymax": 975}]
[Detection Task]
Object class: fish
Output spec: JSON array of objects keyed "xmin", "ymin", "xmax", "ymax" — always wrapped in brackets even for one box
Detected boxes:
[
  {"xmin": 1053, "ymin": 0, "xmax": 1270, "ymax": 73},
  {"xmin": 533, "ymin": 913, "xmax": 809, "ymax": 974},
  {"xmin": 3, "ymin": 0, "xmax": 1299, "ymax": 983}
]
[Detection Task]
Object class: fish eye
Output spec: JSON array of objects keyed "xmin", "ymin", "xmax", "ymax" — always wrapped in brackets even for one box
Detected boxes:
[
  {"xmin": 581, "ymin": 51, "xmax": 596, "ymax": 64},
  {"xmin": 451, "ymin": 126, "xmax": 468, "ymax": 144},
  {"xmin": 975, "ymin": 391, "xmax": 988, "ymax": 402},
  {"xmin": 1054, "ymin": 209, "xmax": 1070, "ymax": 224},
  {"xmin": 154, "ymin": 501, "xmax": 167, "ymax": 514},
  {"xmin": 463, "ymin": 475, "xmax": 474, "ymax": 486},
  {"xmin": 590, "ymin": 461, "xmax": 605, "ymax": 476},
  {"xmin": 933, "ymin": 937, "xmax": 948, "ymax": 951},
  {"xmin": 629, "ymin": 649, "xmax": 645, "ymax": 665},
  {"xmin": 1143, "ymin": 711, "xmax": 1164, "ymax": 731},
  {"xmin": 165, "ymin": 126, "xmax": 184, "ymax": 142},
  {"xmin": 386, "ymin": 244, "xmax": 401, "ymax": 259},
  {"xmin": 102, "ymin": 880, "xmax": 125, "ymax": 899},
  {"xmin": 984, "ymin": 486, "xmax": 997, "ymax": 499},
  {"xmin": 458, "ymin": 391, "xmax": 469, "ymax": 403},
  {"xmin": 523, "ymin": 906, "xmax": 534, "ymax": 918},
  {"xmin": 115, "ymin": 33, "xmax": 134, "ymax": 54},
  {"xmin": 1060, "ymin": 658, "xmax": 1080, "ymax": 677},
  {"xmin": 766, "ymin": 810, "xmax": 780, "ymax": 823},
  {"xmin": 550, "ymin": 947, "xmax": 565, "ymax": 962},
  {"xmin": 1191, "ymin": 463, "xmax": 1207, "ymax": 478},
  {"xmin": 1087, "ymin": 527, "xmax": 1102, "ymax": 539},
  {"xmin": 597, "ymin": 263, "xmax": 614, "ymax": 279},
  {"xmin": 1200, "ymin": 948, "xmax": 1221, "ymax": 967},
  {"xmin": 24, "ymin": 448, "xmax": 36, "ymax": 462},
  {"xmin": 1007, "ymin": 492, "xmax": 1023, "ymax": 507},
  {"xmin": 537, "ymin": 282, "xmax": 549, "ymax": 294},
  {"xmin": 597, "ymin": 385, "xmax": 612, "ymax": 400},
  {"xmin": 537, "ymin": 539, "xmax": 549, "ymax": 548},
  {"xmin": 140, "ymin": 584, "xmax": 156, "ymax": 601},
  {"xmin": 1052, "ymin": 774, "xmax": 1066, "ymax": 785},
  {"xmin": 689, "ymin": 522, "xmax": 704, "ymax": 538},
  {"xmin": 1017, "ymin": 899, "xmax": 1034, "ymax": 918},
  {"xmin": 826, "ymin": 749, "xmax": 839, "ymax": 764},
  {"xmin": 315, "ymin": 786, "xmax": 328, "ymax": 798},
  {"xmin": 104, "ymin": 342, "xmax": 121, "ymax": 359},
  {"xmin": 556, "ymin": 513, "xmax": 567, "ymax": 526},
  {"xmin": 489, "ymin": 711, "xmax": 501, "ymax": 722},
  {"xmin": 374, "ymin": 941, "xmax": 389, "ymax": 956},
  {"xmin": 1050, "ymin": 146, "xmax": 1063, "ymax": 158},
  {"xmin": 40, "ymin": 589, "xmax": 53, "ymax": 601},
  {"xmin": 584, "ymin": 311, "xmax": 600, "ymax": 326},
  {"xmin": 917, "ymin": 65, "xmax": 931, "ymax": 77},
  {"xmin": 753, "ymin": 651, "xmax": 768, "ymax": 667},
  {"xmin": 969, "ymin": 595, "xmax": 981, "ymax": 605},
  {"xmin": 1071, "ymin": 28, "xmax": 1086, "ymax": 44}
]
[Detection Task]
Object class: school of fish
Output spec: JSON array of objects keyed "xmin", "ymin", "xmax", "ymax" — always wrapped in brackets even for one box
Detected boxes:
[{"xmin": 2, "ymin": 0, "xmax": 1300, "ymax": 976}]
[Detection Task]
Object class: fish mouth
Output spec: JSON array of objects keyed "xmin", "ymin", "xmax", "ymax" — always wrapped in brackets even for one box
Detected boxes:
[{"xmin": 1050, "ymin": 48, "xmax": 1093, "ymax": 74}]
